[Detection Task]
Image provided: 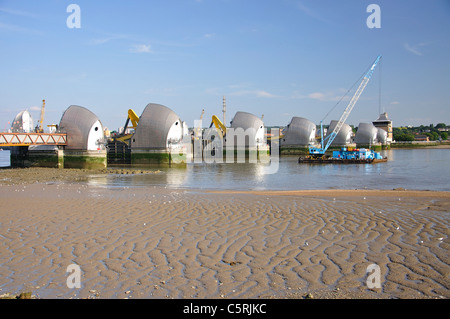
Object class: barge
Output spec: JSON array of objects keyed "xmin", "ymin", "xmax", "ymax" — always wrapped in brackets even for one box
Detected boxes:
[{"xmin": 299, "ymin": 147, "xmax": 387, "ymax": 164}]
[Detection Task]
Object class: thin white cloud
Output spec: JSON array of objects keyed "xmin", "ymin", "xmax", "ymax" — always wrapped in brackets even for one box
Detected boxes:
[
  {"xmin": 230, "ymin": 90, "xmax": 278, "ymax": 98},
  {"xmin": 0, "ymin": 22, "xmax": 43, "ymax": 36},
  {"xmin": 0, "ymin": 7, "xmax": 38, "ymax": 18},
  {"xmin": 129, "ymin": 44, "xmax": 152, "ymax": 53},
  {"xmin": 404, "ymin": 42, "xmax": 427, "ymax": 56},
  {"xmin": 228, "ymin": 82, "xmax": 252, "ymax": 89},
  {"xmin": 390, "ymin": 101, "xmax": 400, "ymax": 105},
  {"xmin": 90, "ymin": 37, "xmax": 117, "ymax": 45},
  {"xmin": 295, "ymin": 1, "xmax": 331, "ymax": 24},
  {"xmin": 205, "ymin": 83, "xmax": 277, "ymax": 98},
  {"xmin": 28, "ymin": 106, "xmax": 41, "ymax": 111},
  {"xmin": 89, "ymin": 33, "xmax": 135, "ymax": 45},
  {"xmin": 308, "ymin": 92, "xmax": 327, "ymax": 101},
  {"xmin": 203, "ymin": 33, "xmax": 216, "ymax": 39},
  {"xmin": 255, "ymin": 90, "xmax": 277, "ymax": 98},
  {"xmin": 292, "ymin": 90, "xmax": 347, "ymax": 102}
]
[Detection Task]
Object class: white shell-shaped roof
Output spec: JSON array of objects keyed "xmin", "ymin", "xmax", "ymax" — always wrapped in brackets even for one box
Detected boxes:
[
  {"xmin": 325, "ymin": 120, "xmax": 352, "ymax": 145},
  {"xmin": 355, "ymin": 122, "xmax": 378, "ymax": 145},
  {"xmin": 11, "ymin": 110, "xmax": 34, "ymax": 133},
  {"xmin": 230, "ymin": 111, "xmax": 264, "ymax": 131},
  {"xmin": 131, "ymin": 103, "xmax": 182, "ymax": 149},
  {"xmin": 377, "ymin": 128, "xmax": 388, "ymax": 144},
  {"xmin": 281, "ymin": 117, "xmax": 316, "ymax": 146},
  {"xmin": 229, "ymin": 111, "xmax": 265, "ymax": 147},
  {"xmin": 59, "ymin": 105, "xmax": 103, "ymax": 150}
]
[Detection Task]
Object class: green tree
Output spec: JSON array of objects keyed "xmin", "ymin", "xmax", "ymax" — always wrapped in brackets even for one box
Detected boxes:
[
  {"xmin": 432, "ymin": 132, "xmax": 439, "ymax": 141},
  {"xmin": 426, "ymin": 132, "xmax": 439, "ymax": 141},
  {"xmin": 394, "ymin": 133, "xmax": 415, "ymax": 141},
  {"xmin": 441, "ymin": 132, "xmax": 448, "ymax": 140}
]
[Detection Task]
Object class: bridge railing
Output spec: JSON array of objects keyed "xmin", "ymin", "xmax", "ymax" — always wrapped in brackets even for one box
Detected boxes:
[{"xmin": 0, "ymin": 132, "xmax": 67, "ymax": 147}]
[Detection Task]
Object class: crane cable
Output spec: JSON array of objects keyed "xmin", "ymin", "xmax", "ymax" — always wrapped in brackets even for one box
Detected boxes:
[
  {"xmin": 378, "ymin": 57, "xmax": 382, "ymax": 114},
  {"xmin": 320, "ymin": 57, "xmax": 381, "ymax": 123}
]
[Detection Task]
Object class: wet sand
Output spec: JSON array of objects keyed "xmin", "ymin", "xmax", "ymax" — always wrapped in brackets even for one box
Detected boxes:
[{"xmin": 0, "ymin": 168, "xmax": 449, "ymax": 299}]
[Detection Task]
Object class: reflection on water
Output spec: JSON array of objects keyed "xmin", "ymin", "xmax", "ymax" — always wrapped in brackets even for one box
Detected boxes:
[
  {"xmin": 103, "ymin": 149, "xmax": 450, "ymax": 191},
  {"xmin": 1, "ymin": 148, "xmax": 449, "ymax": 191}
]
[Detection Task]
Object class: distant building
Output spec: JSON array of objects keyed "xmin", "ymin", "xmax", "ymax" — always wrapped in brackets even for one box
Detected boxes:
[
  {"xmin": 372, "ymin": 112, "xmax": 393, "ymax": 143},
  {"xmin": 415, "ymin": 135, "xmax": 429, "ymax": 142}
]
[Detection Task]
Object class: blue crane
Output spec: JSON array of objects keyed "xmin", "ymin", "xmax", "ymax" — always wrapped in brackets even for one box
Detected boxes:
[{"xmin": 309, "ymin": 55, "xmax": 382, "ymax": 156}]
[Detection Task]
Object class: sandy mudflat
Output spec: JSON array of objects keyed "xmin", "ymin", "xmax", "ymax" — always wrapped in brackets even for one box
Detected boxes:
[{"xmin": 0, "ymin": 168, "xmax": 449, "ymax": 299}]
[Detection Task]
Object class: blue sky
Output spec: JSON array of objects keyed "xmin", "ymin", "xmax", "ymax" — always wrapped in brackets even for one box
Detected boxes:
[{"xmin": 1, "ymin": 0, "xmax": 449, "ymax": 132}]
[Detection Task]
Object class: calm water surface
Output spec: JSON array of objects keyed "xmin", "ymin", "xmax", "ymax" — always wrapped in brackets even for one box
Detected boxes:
[
  {"xmin": 1, "ymin": 149, "xmax": 449, "ymax": 191},
  {"xmin": 102, "ymin": 149, "xmax": 449, "ymax": 191}
]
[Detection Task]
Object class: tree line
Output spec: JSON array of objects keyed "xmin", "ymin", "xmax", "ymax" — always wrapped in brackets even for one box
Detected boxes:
[{"xmin": 393, "ymin": 123, "xmax": 448, "ymax": 142}]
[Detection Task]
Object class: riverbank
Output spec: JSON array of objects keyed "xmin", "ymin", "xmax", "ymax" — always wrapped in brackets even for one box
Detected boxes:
[
  {"xmin": 0, "ymin": 167, "xmax": 160, "ymax": 186},
  {"xmin": 0, "ymin": 170, "xmax": 448, "ymax": 299},
  {"xmin": 390, "ymin": 142, "xmax": 450, "ymax": 149}
]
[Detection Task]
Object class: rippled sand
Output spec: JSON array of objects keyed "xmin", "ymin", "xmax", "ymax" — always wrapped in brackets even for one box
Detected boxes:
[{"xmin": 0, "ymin": 181, "xmax": 449, "ymax": 299}]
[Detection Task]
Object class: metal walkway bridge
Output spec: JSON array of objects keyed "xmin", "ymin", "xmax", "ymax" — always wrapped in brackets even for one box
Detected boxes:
[{"xmin": 0, "ymin": 132, "xmax": 67, "ymax": 147}]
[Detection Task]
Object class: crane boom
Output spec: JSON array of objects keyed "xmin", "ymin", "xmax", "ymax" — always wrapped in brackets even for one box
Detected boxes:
[
  {"xmin": 38, "ymin": 99, "xmax": 46, "ymax": 133},
  {"xmin": 210, "ymin": 115, "xmax": 226, "ymax": 139},
  {"xmin": 115, "ymin": 108, "xmax": 140, "ymax": 144},
  {"xmin": 310, "ymin": 55, "xmax": 381, "ymax": 156},
  {"xmin": 127, "ymin": 109, "xmax": 139, "ymax": 129}
]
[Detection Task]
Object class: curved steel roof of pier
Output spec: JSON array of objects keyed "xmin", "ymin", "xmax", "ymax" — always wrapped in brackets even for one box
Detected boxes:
[
  {"xmin": 355, "ymin": 122, "xmax": 378, "ymax": 145},
  {"xmin": 281, "ymin": 117, "xmax": 316, "ymax": 146},
  {"xmin": 11, "ymin": 110, "xmax": 34, "ymax": 133},
  {"xmin": 228, "ymin": 111, "xmax": 265, "ymax": 147},
  {"xmin": 230, "ymin": 111, "xmax": 264, "ymax": 131},
  {"xmin": 131, "ymin": 103, "xmax": 182, "ymax": 149},
  {"xmin": 325, "ymin": 120, "xmax": 352, "ymax": 145},
  {"xmin": 58, "ymin": 105, "xmax": 103, "ymax": 150}
]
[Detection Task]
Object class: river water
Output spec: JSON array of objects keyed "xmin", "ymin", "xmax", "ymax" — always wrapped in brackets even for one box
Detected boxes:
[{"xmin": 1, "ymin": 148, "xmax": 449, "ymax": 191}]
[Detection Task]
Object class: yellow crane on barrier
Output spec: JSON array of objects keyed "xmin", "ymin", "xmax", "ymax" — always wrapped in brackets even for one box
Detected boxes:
[
  {"xmin": 36, "ymin": 99, "xmax": 46, "ymax": 133},
  {"xmin": 115, "ymin": 109, "xmax": 140, "ymax": 144},
  {"xmin": 209, "ymin": 115, "xmax": 227, "ymax": 139}
]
